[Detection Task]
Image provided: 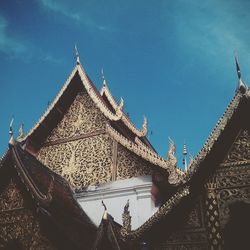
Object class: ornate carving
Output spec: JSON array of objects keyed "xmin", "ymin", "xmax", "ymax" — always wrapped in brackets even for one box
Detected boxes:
[
  {"xmin": 117, "ymin": 144, "xmax": 151, "ymax": 180},
  {"xmin": 224, "ymin": 129, "xmax": 250, "ymax": 164},
  {"xmin": 121, "ymin": 200, "xmax": 131, "ymax": 233},
  {"xmin": 0, "ymin": 178, "xmax": 56, "ymax": 249},
  {"xmin": 38, "ymin": 134, "xmax": 113, "ymax": 187},
  {"xmin": 166, "ymin": 137, "xmax": 177, "ymax": 167},
  {"xmin": 216, "ymin": 166, "xmax": 250, "ymax": 188},
  {"xmin": 0, "ymin": 209, "xmax": 56, "ymax": 250},
  {"xmin": 218, "ymin": 187, "xmax": 250, "ymax": 228},
  {"xmin": 204, "ymin": 181, "xmax": 222, "ymax": 249},
  {"xmin": 0, "ymin": 179, "xmax": 24, "ymax": 211},
  {"xmin": 46, "ymin": 92, "xmax": 107, "ymax": 142}
]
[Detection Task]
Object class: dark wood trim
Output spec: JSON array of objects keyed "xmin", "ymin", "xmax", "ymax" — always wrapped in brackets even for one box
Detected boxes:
[
  {"xmin": 42, "ymin": 129, "xmax": 106, "ymax": 147},
  {"xmin": 111, "ymin": 140, "xmax": 118, "ymax": 181}
]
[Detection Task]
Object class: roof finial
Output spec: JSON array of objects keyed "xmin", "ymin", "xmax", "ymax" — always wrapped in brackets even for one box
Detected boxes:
[
  {"xmin": 182, "ymin": 142, "xmax": 188, "ymax": 171},
  {"xmin": 122, "ymin": 199, "xmax": 131, "ymax": 232},
  {"xmin": 101, "ymin": 67, "xmax": 106, "ymax": 87},
  {"xmin": 17, "ymin": 123, "xmax": 24, "ymax": 142},
  {"xmin": 101, "ymin": 200, "xmax": 108, "ymax": 220},
  {"xmin": 8, "ymin": 116, "xmax": 15, "ymax": 146},
  {"xmin": 74, "ymin": 44, "xmax": 80, "ymax": 65},
  {"xmin": 234, "ymin": 52, "xmax": 247, "ymax": 93}
]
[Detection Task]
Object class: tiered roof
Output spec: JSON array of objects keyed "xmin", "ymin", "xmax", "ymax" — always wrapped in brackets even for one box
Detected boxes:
[{"xmin": 23, "ymin": 59, "xmax": 184, "ymax": 184}]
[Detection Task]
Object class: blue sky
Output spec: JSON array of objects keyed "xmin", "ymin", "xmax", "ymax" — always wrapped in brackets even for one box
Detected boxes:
[{"xmin": 1, "ymin": 0, "xmax": 250, "ymax": 168}]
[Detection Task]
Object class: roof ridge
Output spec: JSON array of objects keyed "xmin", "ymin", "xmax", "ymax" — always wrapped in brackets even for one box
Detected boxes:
[
  {"xmin": 77, "ymin": 64, "xmax": 123, "ymax": 121},
  {"xmin": 11, "ymin": 144, "xmax": 54, "ymax": 206},
  {"xmin": 184, "ymin": 90, "xmax": 247, "ymax": 182},
  {"xmin": 121, "ymin": 186, "xmax": 190, "ymax": 240}
]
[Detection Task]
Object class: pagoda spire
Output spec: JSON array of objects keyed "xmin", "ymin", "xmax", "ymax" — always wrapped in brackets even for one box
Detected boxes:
[
  {"xmin": 182, "ymin": 143, "xmax": 188, "ymax": 171},
  {"xmin": 74, "ymin": 44, "xmax": 80, "ymax": 65},
  {"xmin": 234, "ymin": 53, "xmax": 247, "ymax": 93}
]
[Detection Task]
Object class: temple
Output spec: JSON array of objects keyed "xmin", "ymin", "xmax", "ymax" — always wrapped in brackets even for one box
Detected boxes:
[{"xmin": 0, "ymin": 52, "xmax": 250, "ymax": 249}]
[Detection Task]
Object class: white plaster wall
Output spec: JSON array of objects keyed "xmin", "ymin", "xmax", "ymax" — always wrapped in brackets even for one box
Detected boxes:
[{"xmin": 76, "ymin": 175, "xmax": 158, "ymax": 229}]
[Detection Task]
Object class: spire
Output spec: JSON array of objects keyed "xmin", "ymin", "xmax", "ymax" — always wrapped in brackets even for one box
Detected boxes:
[
  {"xmin": 183, "ymin": 143, "xmax": 188, "ymax": 171},
  {"xmin": 234, "ymin": 53, "xmax": 247, "ymax": 93},
  {"xmin": 8, "ymin": 116, "xmax": 15, "ymax": 146},
  {"xmin": 74, "ymin": 44, "xmax": 80, "ymax": 65}
]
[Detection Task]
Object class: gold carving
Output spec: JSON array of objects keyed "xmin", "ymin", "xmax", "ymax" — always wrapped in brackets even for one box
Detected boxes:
[
  {"xmin": 46, "ymin": 92, "xmax": 107, "ymax": 142},
  {"xmin": 117, "ymin": 144, "xmax": 151, "ymax": 180},
  {"xmin": 38, "ymin": 134, "xmax": 113, "ymax": 187}
]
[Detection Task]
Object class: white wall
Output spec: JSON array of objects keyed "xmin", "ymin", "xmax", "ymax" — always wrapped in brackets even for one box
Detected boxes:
[{"xmin": 76, "ymin": 175, "xmax": 158, "ymax": 229}]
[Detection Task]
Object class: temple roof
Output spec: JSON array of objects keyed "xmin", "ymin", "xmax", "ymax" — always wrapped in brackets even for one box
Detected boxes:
[
  {"xmin": 114, "ymin": 85, "xmax": 250, "ymax": 244},
  {"xmin": 22, "ymin": 61, "xmax": 183, "ymax": 184},
  {"xmin": 0, "ymin": 142, "xmax": 97, "ymax": 250}
]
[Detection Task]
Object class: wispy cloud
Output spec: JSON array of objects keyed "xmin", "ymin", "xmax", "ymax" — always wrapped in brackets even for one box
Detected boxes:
[
  {"xmin": 0, "ymin": 15, "xmax": 27, "ymax": 58},
  {"xmin": 163, "ymin": 0, "xmax": 250, "ymax": 65},
  {"xmin": 43, "ymin": 54, "xmax": 63, "ymax": 64},
  {"xmin": 38, "ymin": 0, "xmax": 80, "ymax": 21},
  {"xmin": 37, "ymin": 0, "xmax": 125, "ymax": 34}
]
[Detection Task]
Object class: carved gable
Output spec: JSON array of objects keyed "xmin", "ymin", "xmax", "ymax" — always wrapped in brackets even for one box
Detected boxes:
[
  {"xmin": 38, "ymin": 134, "xmax": 113, "ymax": 187},
  {"xmin": 223, "ymin": 129, "xmax": 250, "ymax": 165},
  {"xmin": 46, "ymin": 91, "xmax": 107, "ymax": 142}
]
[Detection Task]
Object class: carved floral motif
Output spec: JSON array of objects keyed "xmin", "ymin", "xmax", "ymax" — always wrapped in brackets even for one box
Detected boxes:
[
  {"xmin": 0, "ymin": 179, "xmax": 24, "ymax": 211},
  {"xmin": 224, "ymin": 129, "xmax": 250, "ymax": 164},
  {"xmin": 0, "ymin": 178, "xmax": 56, "ymax": 249},
  {"xmin": 117, "ymin": 144, "xmax": 152, "ymax": 180},
  {"xmin": 0, "ymin": 209, "xmax": 56, "ymax": 250},
  {"xmin": 38, "ymin": 134, "xmax": 113, "ymax": 187},
  {"xmin": 46, "ymin": 91, "xmax": 107, "ymax": 142}
]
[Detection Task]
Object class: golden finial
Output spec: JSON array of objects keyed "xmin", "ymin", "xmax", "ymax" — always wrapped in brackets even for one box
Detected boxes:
[{"xmin": 17, "ymin": 123, "xmax": 24, "ymax": 142}]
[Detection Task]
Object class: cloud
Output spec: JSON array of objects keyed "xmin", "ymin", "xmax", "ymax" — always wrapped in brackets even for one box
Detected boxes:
[
  {"xmin": 163, "ymin": 0, "xmax": 250, "ymax": 64},
  {"xmin": 0, "ymin": 15, "xmax": 27, "ymax": 58},
  {"xmin": 43, "ymin": 54, "xmax": 63, "ymax": 64},
  {"xmin": 38, "ymin": 0, "xmax": 80, "ymax": 21}
]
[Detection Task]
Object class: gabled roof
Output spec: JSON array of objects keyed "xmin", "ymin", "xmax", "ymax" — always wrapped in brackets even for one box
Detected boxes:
[
  {"xmin": 22, "ymin": 61, "xmax": 183, "ymax": 183},
  {"xmin": 117, "ymin": 85, "xmax": 250, "ymax": 243},
  {"xmin": 184, "ymin": 86, "xmax": 250, "ymax": 183},
  {"xmin": 0, "ymin": 142, "xmax": 97, "ymax": 250}
]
